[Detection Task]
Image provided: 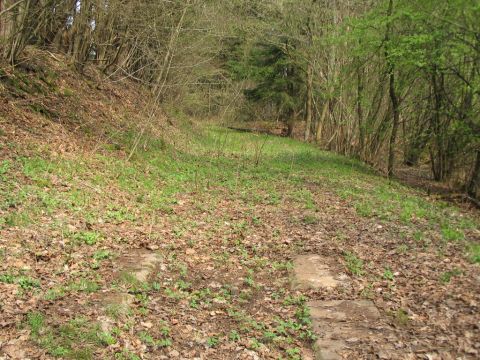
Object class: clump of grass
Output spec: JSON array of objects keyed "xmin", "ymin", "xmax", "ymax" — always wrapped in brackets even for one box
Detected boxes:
[
  {"xmin": 74, "ymin": 231, "xmax": 102, "ymax": 246},
  {"xmin": 302, "ymin": 214, "xmax": 318, "ymax": 225},
  {"xmin": 26, "ymin": 312, "xmax": 113, "ymax": 359},
  {"xmin": 383, "ymin": 267, "xmax": 394, "ymax": 281},
  {"xmin": 93, "ymin": 250, "xmax": 112, "ymax": 261},
  {"xmin": 344, "ymin": 251, "xmax": 364, "ymax": 276},
  {"xmin": 441, "ymin": 225, "xmax": 464, "ymax": 242},
  {"xmin": 392, "ymin": 308, "xmax": 410, "ymax": 326},
  {"xmin": 440, "ymin": 268, "xmax": 462, "ymax": 283},
  {"xmin": 0, "ymin": 273, "xmax": 41, "ymax": 290},
  {"xmin": 206, "ymin": 336, "xmax": 220, "ymax": 348},
  {"xmin": 467, "ymin": 243, "xmax": 480, "ymax": 264}
]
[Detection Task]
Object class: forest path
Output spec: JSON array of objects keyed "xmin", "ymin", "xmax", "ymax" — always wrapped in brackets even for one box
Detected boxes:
[
  {"xmin": 292, "ymin": 255, "xmax": 391, "ymax": 360},
  {"xmin": 1, "ymin": 127, "xmax": 478, "ymax": 359}
]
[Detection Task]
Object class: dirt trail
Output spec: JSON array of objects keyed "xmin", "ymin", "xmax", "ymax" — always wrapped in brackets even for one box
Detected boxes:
[{"xmin": 291, "ymin": 254, "xmax": 394, "ymax": 359}]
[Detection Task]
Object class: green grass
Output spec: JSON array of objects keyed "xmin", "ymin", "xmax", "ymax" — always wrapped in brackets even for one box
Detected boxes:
[
  {"xmin": 3, "ymin": 125, "xmax": 476, "ymax": 261},
  {"xmin": 26, "ymin": 313, "xmax": 115, "ymax": 359},
  {"xmin": 74, "ymin": 231, "xmax": 102, "ymax": 246},
  {"xmin": 1, "ymin": 108, "xmax": 477, "ymax": 360},
  {"xmin": 344, "ymin": 251, "xmax": 364, "ymax": 276},
  {"xmin": 468, "ymin": 243, "xmax": 480, "ymax": 264},
  {"xmin": 0, "ymin": 273, "xmax": 41, "ymax": 290},
  {"xmin": 439, "ymin": 268, "xmax": 462, "ymax": 283}
]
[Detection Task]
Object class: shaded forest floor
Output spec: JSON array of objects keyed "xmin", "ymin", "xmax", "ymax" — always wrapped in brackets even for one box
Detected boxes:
[{"xmin": 1, "ymin": 52, "xmax": 479, "ymax": 359}]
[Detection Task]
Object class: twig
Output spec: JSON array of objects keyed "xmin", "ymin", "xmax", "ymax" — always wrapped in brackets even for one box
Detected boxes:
[{"xmin": 0, "ymin": 0, "xmax": 26, "ymax": 18}]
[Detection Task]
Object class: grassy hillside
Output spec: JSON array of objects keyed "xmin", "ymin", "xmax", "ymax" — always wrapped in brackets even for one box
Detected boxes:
[{"xmin": 0, "ymin": 54, "xmax": 479, "ymax": 359}]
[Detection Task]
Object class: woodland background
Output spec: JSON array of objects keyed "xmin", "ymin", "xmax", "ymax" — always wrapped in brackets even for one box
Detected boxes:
[{"xmin": 1, "ymin": 0, "xmax": 479, "ymax": 198}]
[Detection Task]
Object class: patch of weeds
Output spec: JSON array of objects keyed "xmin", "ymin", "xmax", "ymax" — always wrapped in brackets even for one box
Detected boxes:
[
  {"xmin": 69, "ymin": 278, "xmax": 100, "ymax": 293},
  {"xmin": 138, "ymin": 331, "xmax": 156, "ymax": 347},
  {"xmin": 283, "ymin": 295, "xmax": 307, "ymax": 306},
  {"xmin": 360, "ymin": 283, "xmax": 374, "ymax": 299},
  {"xmin": 67, "ymin": 189, "xmax": 90, "ymax": 209},
  {"xmin": 467, "ymin": 243, "xmax": 480, "ymax": 264},
  {"xmin": 189, "ymin": 288, "xmax": 212, "ymax": 308},
  {"xmin": 244, "ymin": 269, "xmax": 255, "ymax": 288},
  {"xmin": 157, "ymin": 338, "xmax": 172, "ymax": 348},
  {"xmin": 294, "ymin": 304, "xmax": 312, "ymax": 326},
  {"xmin": 151, "ymin": 281, "xmax": 161, "ymax": 292},
  {"xmin": 62, "ymin": 88, "xmax": 75, "ymax": 97},
  {"xmin": 343, "ymin": 251, "xmax": 364, "ymax": 276},
  {"xmin": 106, "ymin": 208, "xmax": 136, "ymax": 224},
  {"xmin": 271, "ymin": 261, "xmax": 293, "ymax": 272},
  {"xmin": 266, "ymin": 191, "xmax": 281, "ymax": 205},
  {"xmin": 105, "ymin": 303, "xmax": 131, "ymax": 319},
  {"xmin": 93, "ymin": 250, "xmax": 112, "ymax": 261},
  {"xmin": 175, "ymin": 279, "xmax": 191, "ymax": 291},
  {"xmin": 262, "ymin": 330, "xmax": 278, "ymax": 343},
  {"xmin": 286, "ymin": 347, "xmax": 302, "ymax": 360},
  {"xmin": 119, "ymin": 272, "xmax": 149, "ymax": 294},
  {"xmin": 26, "ymin": 313, "xmax": 110, "ymax": 359},
  {"xmin": 0, "ymin": 273, "xmax": 40, "ymax": 290},
  {"xmin": 229, "ymin": 330, "xmax": 241, "ymax": 342},
  {"xmin": 441, "ymin": 225, "xmax": 464, "ymax": 242},
  {"xmin": 392, "ymin": 308, "xmax": 409, "ymax": 326},
  {"xmin": 232, "ymin": 220, "xmax": 249, "ymax": 235},
  {"xmin": 0, "ymin": 160, "xmax": 10, "ymax": 178},
  {"xmin": 413, "ymin": 230, "xmax": 424, "ymax": 242},
  {"xmin": 38, "ymin": 192, "xmax": 60, "ymax": 213},
  {"xmin": 159, "ymin": 322, "xmax": 171, "ymax": 337},
  {"xmin": 18, "ymin": 276, "xmax": 41, "ymax": 290},
  {"xmin": 3, "ymin": 211, "xmax": 31, "ymax": 228},
  {"xmin": 114, "ymin": 350, "xmax": 141, "ymax": 360},
  {"xmin": 302, "ymin": 214, "xmax": 318, "ymax": 225},
  {"xmin": 355, "ymin": 202, "xmax": 374, "ymax": 217},
  {"xmin": 383, "ymin": 267, "xmax": 394, "ymax": 281},
  {"xmin": 29, "ymin": 103, "xmax": 58, "ymax": 119},
  {"xmin": 396, "ymin": 244, "xmax": 409, "ymax": 254},
  {"xmin": 0, "ymin": 273, "xmax": 16, "ymax": 284},
  {"xmin": 172, "ymin": 226, "xmax": 185, "ymax": 238},
  {"xmin": 290, "ymin": 188, "xmax": 316, "ymax": 209},
  {"xmin": 74, "ymin": 231, "xmax": 102, "ymax": 246},
  {"xmin": 177, "ymin": 262, "xmax": 188, "ymax": 277},
  {"xmin": 440, "ymin": 268, "xmax": 462, "ymax": 284},
  {"xmin": 44, "ymin": 287, "xmax": 67, "ymax": 301},
  {"xmin": 248, "ymin": 337, "xmax": 261, "ymax": 350},
  {"xmin": 98, "ymin": 331, "xmax": 117, "ymax": 346},
  {"xmin": 27, "ymin": 312, "xmax": 45, "ymax": 337},
  {"xmin": 252, "ymin": 216, "xmax": 262, "ymax": 225},
  {"xmin": 165, "ymin": 287, "xmax": 184, "ymax": 300},
  {"xmin": 206, "ymin": 336, "xmax": 220, "ymax": 348}
]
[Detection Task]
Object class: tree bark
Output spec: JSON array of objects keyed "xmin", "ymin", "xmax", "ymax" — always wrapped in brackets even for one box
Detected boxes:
[
  {"xmin": 304, "ymin": 62, "xmax": 313, "ymax": 141},
  {"xmin": 385, "ymin": 0, "xmax": 399, "ymax": 178},
  {"xmin": 468, "ymin": 150, "xmax": 480, "ymax": 198},
  {"xmin": 315, "ymin": 100, "xmax": 328, "ymax": 143},
  {"xmin": 356, "ymin": 64, "xmax": 365, "ymax": 158}
]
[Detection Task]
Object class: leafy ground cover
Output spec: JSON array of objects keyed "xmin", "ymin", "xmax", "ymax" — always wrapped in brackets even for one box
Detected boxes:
[
  {"xmin": 1, "ymin": 121, "xmax": 479, "ymax": 359},
  {"xmin": 1, "ymin": 53, "xmax": 479, "ymax": 359}
]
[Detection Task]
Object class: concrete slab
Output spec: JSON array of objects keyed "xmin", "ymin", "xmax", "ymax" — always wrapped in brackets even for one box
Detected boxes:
[
  {"xmin": 291, "ymin": 254, "xmax": 383, "ymax": 360},
  {"xmin": 292, "ymin": 255, "xmax": 347, "ymax": 290}
]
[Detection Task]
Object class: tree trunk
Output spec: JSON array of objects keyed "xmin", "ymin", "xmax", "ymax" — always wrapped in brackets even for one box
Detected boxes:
[
  {"xmin": 387, "ymin": 69, "xmax": 400, "ymax": 178},
  {"xmin": 385, "ymin": 0, "xmax": 399, "ymax": 178},
  {"xmin": 315, "ymin": 100, "xmax": 328, "ymax": 143},
  {"xmin": 468, "ymin": 150, "xmax": 480, "ymax": 198},
  {"xmin": 304, "ymin": 62, "xmax": 313, "ymax": 141},
  {"xmin": 356, "ymin": 64, "xmax": 365, "ymax": 158},
  {"xmin": 287, "ymin": 118, "xmax": 295, "ymax": 137}
]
